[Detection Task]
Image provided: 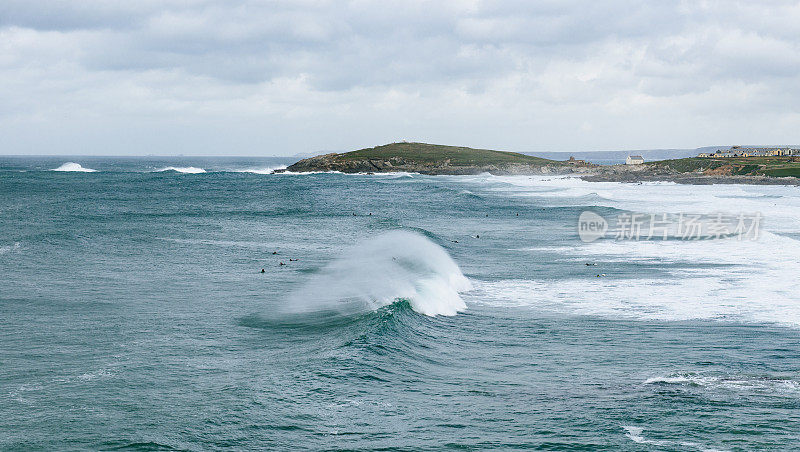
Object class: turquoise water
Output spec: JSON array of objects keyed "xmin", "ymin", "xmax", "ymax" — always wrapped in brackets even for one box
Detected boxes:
[{"xmin": 2, "ymin": 157, "xmax": 800, "ymax": 450}]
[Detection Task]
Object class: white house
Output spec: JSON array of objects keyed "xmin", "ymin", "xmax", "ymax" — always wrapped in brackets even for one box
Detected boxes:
[{"xmin": 626, "ymin": 155, "xmax": 644, "ymax": 165}]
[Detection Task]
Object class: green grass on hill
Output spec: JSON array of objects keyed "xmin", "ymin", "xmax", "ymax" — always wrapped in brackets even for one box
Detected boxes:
[
  {"xmin": 648, "ymin": 156, "xmax": 800, "ymax": 177},
  {"xmin": 647, "ymin": 157, "xmax": 724, "ymax": 172},
  {"xmin": 761, "ymin": 167, "xmax": 800, "ymax": 177},
  {"xmin": 337, "ymin": 142, "xmax": 556, "ymax": 166}
]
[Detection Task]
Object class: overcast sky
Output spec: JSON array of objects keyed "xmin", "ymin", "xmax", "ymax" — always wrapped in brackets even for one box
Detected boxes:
[{"xmin": 2, "ymin": 0, "xmax": 799, "ymax": 156}]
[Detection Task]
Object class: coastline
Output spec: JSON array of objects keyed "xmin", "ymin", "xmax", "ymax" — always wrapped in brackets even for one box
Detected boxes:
[
  {"xmin": 579, "ymin": 172, "xmax": 800, "ymax": 186},
  {"xmin": 280, "ymin": 162, "xmax": 800, "ymax": 185},
  {"xmin": 282, "ymin": 142, "xmax": 800, "ymax": 185}
]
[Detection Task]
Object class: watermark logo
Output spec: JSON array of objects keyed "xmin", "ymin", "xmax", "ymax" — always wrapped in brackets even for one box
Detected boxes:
[
  {"xmin": 578, "ymin": 211, "xmax": 608, "ymax": 243},
  {"xmin": 577, "ymin": 211, "xmax": 762, "ymax": 241}
]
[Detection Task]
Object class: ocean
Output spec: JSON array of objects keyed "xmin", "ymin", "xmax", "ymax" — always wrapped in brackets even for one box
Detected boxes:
[{"xmin": 2, "ymin": 156, "xmax": 799, "ymax": 450}]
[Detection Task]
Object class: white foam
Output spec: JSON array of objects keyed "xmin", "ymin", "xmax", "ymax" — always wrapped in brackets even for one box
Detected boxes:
[
  {"xmin": 51, "ymin": 162, "xmax": 97, "ymax": 172},
  {"xmin": 622, "ymin": 426, "xmax": 728, "ymax": 451},
  {"xmin": 622, "ymin": 426, "xmax": 655, "ymax": 445},
  {"xmin": 461, "ymin": 175, "xmax": 800, "ymax": 327},
  {"xmin": 155, "ymin": 166, "xmax": 206, "ymax": 174},
  {"xmin": 484, "ymin": 174, "xmax": 800, "ymax": 231},
  {"xmin": 644, "ymin": 373, "xmax": 800, "ymax": 394},
  {"xmin": 76, "ymin": 369, "xmax": 115, "ymax": 381},
  {"xmin": 282, "ymin": 231, "xmax": 472, "ymax": 317},
  {"xmin": 277, "ymin": 170, "xmax": 343, "ymax": 175},
  {"xmin": 0, "ymin": 242, "xmax": 21, "ymax": 254},
  {"xmin": 476, "ymin": 230, "xmax": 800, "ymax": 326},
  {"xmin": 234, "ymin": 165, "xmax": 287, "ymax": 174}
]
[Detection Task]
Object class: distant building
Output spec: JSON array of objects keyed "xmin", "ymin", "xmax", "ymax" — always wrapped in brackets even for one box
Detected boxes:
[
  {"xmin": 626, "ymin": 155, "xmax": 644, "ymax": 165},
  {"xmin": 699, "ymin": 146, "xmax": 800, "ymax": 158},
  {"xmin": 567, "ymin": 156, "xmax": 587, "ymax": 165}
]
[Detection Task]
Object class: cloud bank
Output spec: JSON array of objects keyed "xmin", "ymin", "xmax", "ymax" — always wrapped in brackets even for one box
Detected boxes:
[{"xmin": 1, "ymin": 0, "xmax": 799, "ymax": 155}]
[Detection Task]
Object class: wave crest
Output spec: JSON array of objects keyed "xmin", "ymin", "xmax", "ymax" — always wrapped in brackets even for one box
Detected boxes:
[
  {"xmin": 282, "ymin": 231, "xmax": 471, "ymax": 317},
  {"xmin": 644, "ymin": 372, "xmax": 800, "ymax": 394},
  {"xmin": 234, "ymin": 165, "xmax": 287, "ymax": 174},
  {"xmin": 51, "ymin": 162, "xmax": 97, "ymax": 172},
  {"xmin": 155, "ymin": 166, "xmax": 206, "ymax": 174}
]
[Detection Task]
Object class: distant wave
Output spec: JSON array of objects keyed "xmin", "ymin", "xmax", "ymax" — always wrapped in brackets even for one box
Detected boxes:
[
  {"xmin": 43, "ymin": 165, "xmax": 293, "ymax": 174},
  {"xmin": 623, "ymin": 425, "xmax": 730, "ymax": 451},
  {"xmin": 644, "ymin": 372, "xmax": 800, "ymax": 394},
  {"xmin": 277, "ymin": 170, "xmax": 343, "ymax": 175},
  {"xmin": 51, "ymin": 162, "xmax": 97, "ymax": 172},
  {"xmin": 0, "ymin": 242, "xmax": 21, "ymax": 255},
  {"xmin": 280, "ymin": 230, "xmax": 472, "ymax": 318},
  {"xmin": 154, "ymin": 166, "xmax": 206, "ymax": 174},
  {"xmin": 233, "ymin": 165, "xmax": 287, "ymax": 174}
]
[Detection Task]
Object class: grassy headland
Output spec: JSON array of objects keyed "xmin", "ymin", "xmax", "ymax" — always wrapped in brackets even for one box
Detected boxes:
[
  {"xmin": 646, "ymin": 156, "xmax": 800, "ymax": 177},
  {"xmin": 337, "ymin": 142, "xmax": 554, "ymax": 166},
  {"xmin": 284, "ymin": 142, "xmax": 564, "ymax": 175},
  {"xmin": 283, "ymin": 142, "xmax": 800, "ymax": 183}
]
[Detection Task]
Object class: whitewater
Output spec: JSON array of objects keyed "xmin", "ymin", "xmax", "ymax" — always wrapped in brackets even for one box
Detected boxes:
[
  {"xmin": 2, "ymin": 156, "xmax": 799, "ymax": 450},
  {"xmin": 282, "ymin": 230, "xmax": 471, "ymax": 317},
  {"xmin": 461, "ymin": 175, "xmax": 800, "ymax": 327}
]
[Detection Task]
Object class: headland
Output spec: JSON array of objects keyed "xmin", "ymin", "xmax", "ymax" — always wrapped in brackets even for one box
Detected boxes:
[{"xmin": 281, "ymin": 142, "xmax": 800, "ymax": 185}]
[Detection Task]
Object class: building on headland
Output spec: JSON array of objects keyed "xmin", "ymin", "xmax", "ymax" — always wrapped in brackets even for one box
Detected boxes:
[
  {"xmin": 626, "ymin": 155, "xmax": 645, "ymax": 165},
  {"xmin": 567, "ymin": 156, "xmax": 587, "ymax": 165},
  {"xmin": 698, "ymin": 146, "xmax": 800, "ymax": 158}
]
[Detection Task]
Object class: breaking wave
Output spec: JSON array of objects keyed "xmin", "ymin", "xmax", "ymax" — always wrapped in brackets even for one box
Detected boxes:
[
  {"xmin": 644, "ymin": 372, "xmax": 800, "ymax": 394},
  {"xmin": 281, "ymin": 230, "xmax": 471, "ymax": 317},
  {"xmin": 622, "ymin": 426, "xmax": 727, "ymax": 452},
  {"xmin": 234, "ymin": 165, "xmax": 287, "ymax": 174},
  {"xmin": 155, "ymin": 166, "xmax": 206, "ymax": 174},
  {"xmin": 51, "ymin": 162, "xmax": 97, "ymax": 172}
]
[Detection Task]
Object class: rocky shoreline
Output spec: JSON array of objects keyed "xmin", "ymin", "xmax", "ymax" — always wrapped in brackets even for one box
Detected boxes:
[
  {"xmin": 282, "ymin": 145, "xmax": 800, "ymax": 185},
  {"xmin": 576, "ymin": 164, "xmax": 800, "ymax": 185},
  {"xmin": 580, "ymin": 172, "xmax": 800, "ymax": 185},
  {"xmin": 281, "ymin": 153, "xmax": 579, "ymax": 176}
]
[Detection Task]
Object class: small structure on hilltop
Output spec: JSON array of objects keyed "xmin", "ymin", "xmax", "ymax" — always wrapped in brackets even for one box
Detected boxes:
[
  {"xmin": 567, "ymin": 156, "xmax": 587, "ymax": 165},
  {"xmin": 626, "ymin": 155, "xmax": 645, "ymax": 165}
]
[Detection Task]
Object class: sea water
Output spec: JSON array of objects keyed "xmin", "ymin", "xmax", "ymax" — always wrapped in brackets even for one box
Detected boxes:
[{"xmin": 1, "ymin": 156, "xmax": 799, "ymax": 450}]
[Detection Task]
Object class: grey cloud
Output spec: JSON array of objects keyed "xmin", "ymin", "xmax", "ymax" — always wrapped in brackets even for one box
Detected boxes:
[
  {"xmin": 9, "ymin": 0, "xmax": 798, "ymax": 90},
  {"xmin": 2, "ymin": 0, "xmax": 800, "ymax": 155}
]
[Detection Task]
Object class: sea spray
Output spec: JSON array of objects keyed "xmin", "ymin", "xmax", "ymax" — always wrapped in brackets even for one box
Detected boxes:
[
  {"xmin": 154, "ymin": 166, "xmax": 206, "ymax": 174},
  {"xmin": 51, "ymin": 162, "xmax": 97, "ymax": 172},
  {"xmin": 234, "ymin": 165, "xmax": 287, "ymax": 174},
  {"xmin": 282, "ymin": 230, "xmax": 471, "ymax": 317}
]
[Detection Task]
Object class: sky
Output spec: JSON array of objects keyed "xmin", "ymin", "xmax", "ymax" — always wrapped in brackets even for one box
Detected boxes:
[{"xmin": 1, "ymin": 0, "xmax": 799, "ymax": 156}]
